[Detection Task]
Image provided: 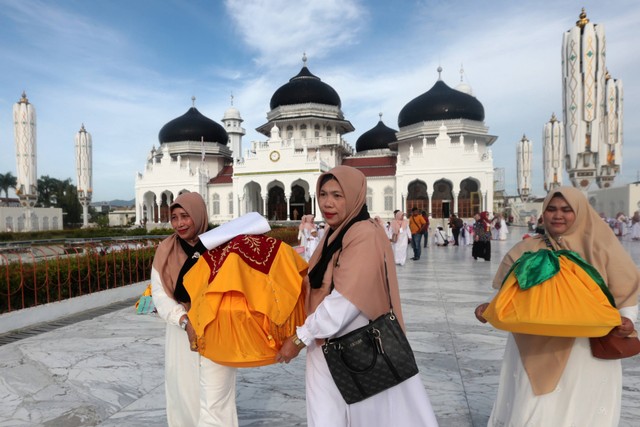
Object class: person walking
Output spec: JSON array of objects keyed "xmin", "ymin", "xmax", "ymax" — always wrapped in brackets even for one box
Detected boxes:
[{"xmin": 409, "ymin": 207, "xmax": 426, "ymax": 260}]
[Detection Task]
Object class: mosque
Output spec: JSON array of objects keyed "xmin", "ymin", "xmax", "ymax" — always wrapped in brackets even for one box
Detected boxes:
[{"xmin": 135, "ymin": 57, "xmax": 496, "ymax": 226}]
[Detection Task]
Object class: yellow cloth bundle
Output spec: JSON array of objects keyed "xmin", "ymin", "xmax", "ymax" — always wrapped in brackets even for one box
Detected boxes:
[{"xmin": 185, "ymin": 235, "xmax": 308, "ymax": 367}]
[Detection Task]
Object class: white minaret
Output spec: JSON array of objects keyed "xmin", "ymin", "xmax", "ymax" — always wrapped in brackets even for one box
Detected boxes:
[
  {"xmin": 596, "ymin": 72, "xmax": 623, "ymax": 188},
  {"xmin": 516, "ymin": 134, "xmax": 532, "ymax": 200},
  {"xmin": 562, "ymin": 8, "xmax": 608, "ymax": 190},
  {"xmin": 543, "ymin": 113, "xmax": 564, "ymax": 191},
  {"xmin": 75, "ymin": 124, "xmax": 93, "ymax": 227},
  {"xmin": 221, "ymin": 94, "xmax": 245, "ymax": 163},
  {"xmin": 13, "ymin": 91, "xmax": 38, "ymax": 231}
]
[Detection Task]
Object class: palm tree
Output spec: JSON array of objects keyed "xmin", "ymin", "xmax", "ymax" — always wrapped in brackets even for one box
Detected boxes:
[{"xmin": 0, "ymin": 172, "xmax": 17, "ymax": 199}]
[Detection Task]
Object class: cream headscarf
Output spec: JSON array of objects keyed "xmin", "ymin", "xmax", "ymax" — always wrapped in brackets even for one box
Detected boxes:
[
  {"xmin": 390, "ymin": 210, "xmax": 408, "ymax": 234},
  {"xmin": 491, "ymin": 186, "xmax": 639, "ymax": 395},
  {"xmin": 152, "ymin": 192, "xmax": 209, "ymax": 297},
  {"xmin": 307, "ymin": 166, "xmax": 405, "ymax": 328}
]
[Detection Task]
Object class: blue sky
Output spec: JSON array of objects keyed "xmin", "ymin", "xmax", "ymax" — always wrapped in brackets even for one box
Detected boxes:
[{"xmin": 1, "ymin": 0, "xmax": 639, "ymax": 202}]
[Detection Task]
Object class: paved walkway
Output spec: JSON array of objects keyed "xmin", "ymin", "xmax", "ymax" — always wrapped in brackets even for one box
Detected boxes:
[{"xmin": 1, "ymin": 228, "xmax": 639, "ymax": 426}]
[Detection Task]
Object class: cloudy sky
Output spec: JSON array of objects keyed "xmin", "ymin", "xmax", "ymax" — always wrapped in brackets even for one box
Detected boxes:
[{"xmin": 1, "ymin": 0, "xmax": 639, "ymax": 202}]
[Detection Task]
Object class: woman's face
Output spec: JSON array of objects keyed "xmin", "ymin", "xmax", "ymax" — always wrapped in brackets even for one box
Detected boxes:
[
  {"xmin": 474, "ymin": 213, "xmax": 480, "ymax": 221},
  {"xmin": 543, "ymin": 196, "xmax": 576, "ymax": 236},
  {"xmin": 318, "ymin": 179, "xmax": 347, "ymax": 229},
  {"xmin": 170, "ymin": 207, "xmax": 198, "ymax": 242}
]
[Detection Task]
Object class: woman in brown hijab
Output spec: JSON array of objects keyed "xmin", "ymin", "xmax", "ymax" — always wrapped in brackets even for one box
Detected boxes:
[
  {"xmin": 277, "ymin": 166, "xmax": 438, "ymax": 427},
  {"xmin": 151, "ymin": 192, "xmax": 238, "ymax": 427},
  {"xmin": 475, "ymin": 186, "xmax": 639, "ymax": 426}
]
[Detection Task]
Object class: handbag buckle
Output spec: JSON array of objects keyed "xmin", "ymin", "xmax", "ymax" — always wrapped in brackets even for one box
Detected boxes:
[{"xmin": 370, "ymin": 328, "xmax": 384, "ymax": 354}]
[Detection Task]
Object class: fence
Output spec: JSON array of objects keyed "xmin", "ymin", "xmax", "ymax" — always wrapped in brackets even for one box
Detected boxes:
[{"xmin": 0, "ymin": 237, "xmax": 163, "ymax": 314}]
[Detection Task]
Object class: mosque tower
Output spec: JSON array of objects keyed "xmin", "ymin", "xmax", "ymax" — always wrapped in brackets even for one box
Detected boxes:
[
  {"xmin": 562, "ymin": 8, "xmax": 622, "ymax": 190},
  {"xmin": 516, "ymin": 134, "xmax": 532, "ymax": 200},
  {"xmin": 221, "ymin": 94, "xmax": 245, "ymax": 163},
  {"xmin": 597, "ymin": 71, "xmax": 623, "ymax": 188},
  {"xmin": 75, "ymin": 124, "xmax": 93, "ymax": 227},
  {"xmin": 13, "ymin": 91, "xmax": 38, "ymax": 231},
  {"xmin": 543, "ymin": 113, "xmax": 564, "ymax": 191}
]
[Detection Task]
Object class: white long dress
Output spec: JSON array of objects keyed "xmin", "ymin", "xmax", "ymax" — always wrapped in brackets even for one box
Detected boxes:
[
  {"xmin": 305, "ymin": 228, "xmax": 320, "ymax": 261},
  {"xmin": 296, "ymin": 290, "xmax": 439, "ymax": 427},
  {"xmin": 498, "ymin": 219, "xmax": 509, "ymax": 240},
  {"xmin": 391, "ymin": 225, "xmax": 411, "ymax": 266},
  {"xmin": 488, "ymin": 335, "xmax": 621, "ymax": 427},
  {"xmin": 152, "ymin": 267, "xmax": 238, "ymax": 427}
]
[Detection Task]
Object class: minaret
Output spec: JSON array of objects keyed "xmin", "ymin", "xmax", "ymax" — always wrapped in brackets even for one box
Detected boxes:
[
  {"xmin": 75, "ymin": 124, "xmax": 93, "ymax": 227},
  {"xmin": 562, "ymin": 8, "xmax": 608, "ymax": 190},
  {"xmin": 13, "ymin": 91, "xmax": 38, "ymax": 231},
  {"xmin": 596, "ymin": 71, "xmax": 623, "ymax": 188},
  {"xmin": 221, "ymin": 94, "xmax": 245, "ymax": 163},
  {"xmin": 516, "ymin": 134, "xmax": 532, "ymax": 200},
  {"xmin": 543, "ymin": 113, "xmax": 564, "ymax": 191}
]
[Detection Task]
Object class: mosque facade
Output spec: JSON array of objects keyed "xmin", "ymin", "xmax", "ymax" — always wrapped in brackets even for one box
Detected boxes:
[{"xmin": 135, "ymin": 58, "xmax": 496, "ymax": 226}]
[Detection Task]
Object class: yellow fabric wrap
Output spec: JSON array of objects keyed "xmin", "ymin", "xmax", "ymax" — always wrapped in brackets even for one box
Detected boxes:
[
  {"xmin": 483, "ymin": 255, "xmax": 621, "ymax": 337},
  {"xmin": 185, "ymin": 237, "xmax": 308, "ymax": 368}
]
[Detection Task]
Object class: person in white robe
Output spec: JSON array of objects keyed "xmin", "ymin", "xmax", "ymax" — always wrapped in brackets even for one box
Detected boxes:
[{"xmin": 389, "ymin": 210, "xmax": 411, "ymax": 266}]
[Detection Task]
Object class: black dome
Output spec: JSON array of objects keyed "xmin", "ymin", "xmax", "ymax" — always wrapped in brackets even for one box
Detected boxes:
[
  {"xmin": 398, "ymin": 80, "xmax": 485, "ymax": 127},
  {"xmin": 355, "ymin": 119, "xmax": 397, "ymax": 152},
  {"xmin": 158, "ymin": 107, "xmax": 228, "ymax": 144},
  {"xmin": 270, "ymin": 66, "xmax": 341, "ymax": 109}
]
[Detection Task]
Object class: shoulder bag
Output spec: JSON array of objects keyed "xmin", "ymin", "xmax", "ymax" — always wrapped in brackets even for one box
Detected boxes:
[{"xmin": 322, "ymin": 256, "xmax": 419, "ymax": 404}]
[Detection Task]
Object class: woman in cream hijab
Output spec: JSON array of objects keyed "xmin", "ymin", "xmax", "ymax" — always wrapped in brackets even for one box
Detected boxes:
[
  {"xmin": 277, "ymin": 166, "xmax": 438, "ymax": 427},
  {"xmin": 475, "ymin": 186, "xmax": 639, "ymax": 426}
]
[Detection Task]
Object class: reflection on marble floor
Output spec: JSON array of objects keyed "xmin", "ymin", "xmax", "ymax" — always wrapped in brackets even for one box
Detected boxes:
[{"xmin": 1, "ymin": 230, "xmax": 640, "ymax": 426}]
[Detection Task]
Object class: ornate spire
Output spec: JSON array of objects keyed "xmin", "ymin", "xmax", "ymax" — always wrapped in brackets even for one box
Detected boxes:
[
  {"xmin": 230, "ymin": 92, "xmax": 234, "ymax": 106},
  {"xmin": 550, "ymin": 112, "xmax": 558, "ymax": 122},
  {"xmin": 459, "ymin": 63, "xmax": 465, "ymax": 82},
  {"xmin": 576, "ymin": 8, "xmax": 589, "ymax": 28},
  {"xmin": 379, "ymin": 112, "xmax": 383, "ymax": 122},
  {"xmin": 437, "ymin": 66, "xmax": 443, "ymax": 80},
  {"xmin": 302, "ymin": 52, "xmax": 307, "ymax": 67},
  {"xmin": 79, "ymin": 123, "xmax": 86, "ymax": 132},
  {"xmin": 19, "ymin": 91, "xmax": 29, "ymax": 104},
  {"xmin": 191, "ymin": 96, "xmax": 196, "ymax": 107}
]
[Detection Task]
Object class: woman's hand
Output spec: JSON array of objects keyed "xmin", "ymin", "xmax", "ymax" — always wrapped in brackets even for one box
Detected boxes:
[
  {"xmin": 611, "ymin": 317, "xmax": 636, "ymax": 338},
  {"xmin": 275, "ymin": 335, "xmax": 305, "ymax": 364},
  {"xmin": 475, "ymin": 303, "xmax": 489, "ymax": 323}
]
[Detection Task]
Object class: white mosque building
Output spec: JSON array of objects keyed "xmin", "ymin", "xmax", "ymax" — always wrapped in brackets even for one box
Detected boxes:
[{"xmin": 135, "ymin": 57, "xmax": 496, "ymax": 227}]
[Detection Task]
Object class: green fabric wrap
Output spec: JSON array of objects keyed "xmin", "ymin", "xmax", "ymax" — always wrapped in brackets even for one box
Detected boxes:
[{"xmin": 500, "ymin": 249, "xmax": 616, "ymax": 308}]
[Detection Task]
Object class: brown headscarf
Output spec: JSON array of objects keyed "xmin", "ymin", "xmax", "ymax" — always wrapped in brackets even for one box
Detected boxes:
[
  {"xmin": 152, "ymin": 192, "xmax": 209, "ymax": 297},
  {"xmin": 307, "ymin": 166, "xmax": 405, "ymax": 328},
  {"xmin": 492, "ymin": 186, "xmax": 639, "ymax": 395},
  {"xmin": 390, "ymin": 210, "xmax": 409, "ymax": 234}
]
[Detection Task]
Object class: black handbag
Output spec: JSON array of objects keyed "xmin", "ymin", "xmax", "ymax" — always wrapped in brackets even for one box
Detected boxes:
[{"xmin": 322, "ymin": 257, "xmax": 419, "ymax": 404}]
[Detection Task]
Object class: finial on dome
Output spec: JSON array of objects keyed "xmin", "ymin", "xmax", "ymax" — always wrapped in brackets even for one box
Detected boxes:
[
  {"xmin": 576, "ymin": 8, "xmax": 589, "ymax": 28},
  {"xmin": 19, "ymin": 91, "xmax": 29, "ymax": 104},
  {"xmin": 550, "ymin": 112, "xmax": 558, "ymax": 122},
  {"xmin": 191, "ymin": 96, "xmax": 196, "ymax": 107},
  {"xmin": 80, "ymin": 123, "xmax": 86, "ymax": 132},
  {"xmin": 379, "ymin": 112, "xmax": 383, "ymax": 121},
  {"xmin": 521, "ymin": 134, "xmax": 527, "ymax": 140},
  {"xmin": 459, "ymin": 64, "xmax": 464, "ymax": 82},
  {"xmin": 437, "ymin": 66, "xmax": 443, "ymax": 80},
  {"xmin": 230, "ymin": 92, "xmax": 234, "ymax": 106},
  {"xmin": 302, "ymin": 52, "xmax": 307, "ymax": 66}
]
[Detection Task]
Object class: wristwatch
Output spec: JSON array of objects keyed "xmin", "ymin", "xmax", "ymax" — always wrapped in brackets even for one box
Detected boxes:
[
  {"xmin": 179, "ymin": 317, "xmax": 189, "ymax": 330},
  {"xmin": 292, "ymin": 335, "xmax": 305, "ymax": 348}
]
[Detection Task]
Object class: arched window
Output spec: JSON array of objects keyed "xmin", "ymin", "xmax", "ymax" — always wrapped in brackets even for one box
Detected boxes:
[
  {"xmin": 384, "ymin": 187, "xmax": 394, "ymax": 212},
  {"xmin": 286, "ymin": 125, "xmax": 293, "ymax": 140},
  {"xmin": 326, "ymin": 126, "xmax": 332, "ymax": 137},
  {"xmin": 366, "ymin": 187, "xmax": 373, "ymax": 210},
  {"xmin": 314, "ymin": 124, "xmax": 321, "ymax": 137},
  {"xmin": 212, "ymin": 193, "xmax": 220, "ymax": 215},
  {"xmin": 228, "ymin": 193, "xmax": 234, "ymax": 215},
  {"xmin": 301, "ymin": 124, "xmax": 307, "ymax": 139}
]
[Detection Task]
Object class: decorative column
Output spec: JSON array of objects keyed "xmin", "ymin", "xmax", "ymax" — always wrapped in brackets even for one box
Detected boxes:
[
  {"xmin": 13, "ymin": 92, "xmax": 38, "ymax": 231},
  {"xmin": 262, "ymin": 193, "xmax": 268, "ymax": 218},
  {"xmin": 286, "ymin": 195, "xmax": 291, "ymax": 220},
  {"xmin": 596, "ymin": 73, "xmax": 623, "ymax": 188},
  {"xmin": 75, "ymin": 124, "xmax": 93, "ymax": 227},
  {"xmin": 452, "ymin": 190, "xmax": 458, "ymax": 216},
  {"xmin": 543, "ymin": 113, "xmax": 564, "ymax": 191},
  {"xmin": 517, "ymin": 134, "xmax": 532, "ymax": 200}
]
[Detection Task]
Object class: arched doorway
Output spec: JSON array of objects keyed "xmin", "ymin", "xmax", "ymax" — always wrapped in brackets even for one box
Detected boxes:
[
  {"xmin": 431, "ymin": 180, "xmax": 453, "ymax": 219},
  {"xmin": 406, "ymin": 180, "xmax": 428, "ymax": 213},
  {"xmin": 267, "ymin": 186, "xmax": 286, "ymax": 220},
  {"xmin": 458, "ymin": 179, "xmax": 481, "ymax": 218},
  {"xmin": 290, "ymin": 183, "xmax": 311, "ymax": 220}
]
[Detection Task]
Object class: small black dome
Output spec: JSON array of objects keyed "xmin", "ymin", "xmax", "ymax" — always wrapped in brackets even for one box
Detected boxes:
[
  {"xmin": 355, "ymin": 119, "xmax": 397, "ymax": 152},
  {"xmin": 398, "ymin": 79, "xmax": 485, "ymax": 127},
  {"xmin": 158, "ymin": 107, "xmax": 228, "ymax": 144},
  {"xmin": 270, "ymin": 66, "xmax": 341, "ymax": 109}
]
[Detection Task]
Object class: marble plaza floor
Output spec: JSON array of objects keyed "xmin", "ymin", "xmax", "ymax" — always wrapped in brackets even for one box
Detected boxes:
[{"xmin": 1, "ymin": 228, "xmax": 640, "ymax": 427}]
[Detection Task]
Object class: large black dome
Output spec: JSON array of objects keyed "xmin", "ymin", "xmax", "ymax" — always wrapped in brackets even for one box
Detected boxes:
[
  {"xmin": 398, "ymin": 79, "xmax": 485, "ymax": 128},
  {"xmin": 355, "ymin": 119, "xmax": 397, "ymax": 152},
  {"xmin": 158, "ymin": 107, "xmax": 228, "ymax": 144},
  {"xmin": 270, "ymin": 66, "xmax": 341, "ymax": 110}
]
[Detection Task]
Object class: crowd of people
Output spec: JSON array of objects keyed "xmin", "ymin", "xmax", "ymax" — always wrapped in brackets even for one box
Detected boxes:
[{"xmin": 150, "ymin": 166, "xmax": 639, "ymax": 427}]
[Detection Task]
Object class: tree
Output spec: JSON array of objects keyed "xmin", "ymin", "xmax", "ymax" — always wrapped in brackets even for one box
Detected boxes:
[
  {"xmin": 37, "ymin": 175, "xmax": 83, "ymax": 227},
  {"xmin": 0, "ymin": 172, "xmax": 17, "ymax": 199}
]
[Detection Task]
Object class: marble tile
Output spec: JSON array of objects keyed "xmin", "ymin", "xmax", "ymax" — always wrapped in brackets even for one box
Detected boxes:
[{"xmin": 0, "ymin": 229, "xmax": 639, "ymax": 426}]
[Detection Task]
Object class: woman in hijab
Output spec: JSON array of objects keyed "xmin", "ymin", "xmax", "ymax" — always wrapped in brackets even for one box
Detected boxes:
[
  {"xmin": 276, "ymin": 166, "xmax": 438, "ymax": 427},
  {"xmin": 474, "ymin": 187, "xmax": 639, "ymax": 426},
  {"xmin": 390, "ymin": 210, "xmax": 411, "ymax": 266},
  {"xmin": 472, "ymin": 211, "xmax": 492, "ymax": 261},
  {"xmin": 151, "ymin": 192, "xmax": 238, "ymax": 427}
]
